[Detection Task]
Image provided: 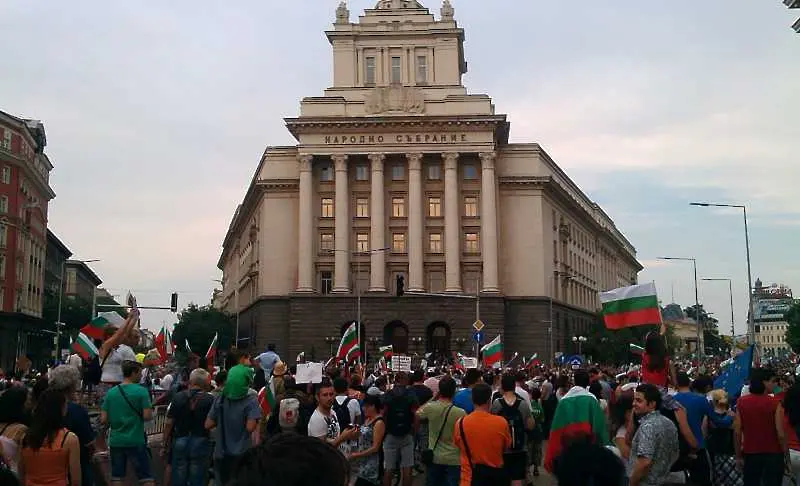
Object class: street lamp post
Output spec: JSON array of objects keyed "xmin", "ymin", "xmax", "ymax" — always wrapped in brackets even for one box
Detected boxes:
[
  {"xmin": 55, "ymin": 258, "xmax": 100, "ymax": 360},
  {"xmin": 549, "ymin": 272, "xmax": 576, "ymax": 365},
  {"xmin": 690, "ymin": 202, "xmax": 755, "ymax": 345},
  {"xmin": 702, "ymin": 278, "xmax": 735, "ymax": 338},
  {"xmin": 658, "ymin": 256, "xmax": 702, "ymax": 358},
  {"xmin": 327, "ymin": 247, "xmax": 390, "ymax": 365},
  {"xmin": 572, "ymin": 335, "xmax": 587, "ymax": 355},
  {"xmin": 324, "ymin": 336, "xmax": 337, "ymax": 357}
]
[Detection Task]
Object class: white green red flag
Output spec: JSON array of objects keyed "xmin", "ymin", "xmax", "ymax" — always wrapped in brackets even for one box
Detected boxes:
[
  {"xmin": 600, "ymin": 282, "xmax": 661, "ymax": 329},
  {"xmin": 258, "ymin": 377, "xmax": 277, "ymax": 416},
  {"xmin": 205, "ymin": 332, "xmax": 218, "ymax": 363},
  {"xmin": 543, "ymin": 387, "xmax": 610, "ymax": 472},
  {"xmin": 80, "ymin": 312, "xmax": 126, "ymax": 340},
  {"xmin": 155, "ymin": 325, "xmax": 174, "ymax": 361},
  {"xmin": 481, "ymin": 335, "xmax": 502, "ymax": 367},
  {"xmin": 336, "ymin": 322, "xmax": 360, "ymax": 361},
  {"xmin": 526, "ymin": 353, "xmax": 540, "ymax": 368},
  {"xmin": 71, "ymin": 332, "xmax": 99, "ymax": 360}
]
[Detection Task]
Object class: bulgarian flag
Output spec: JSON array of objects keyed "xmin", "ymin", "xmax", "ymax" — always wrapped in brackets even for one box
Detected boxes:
[
  {"xmin": 80, "ymin": 312, "xmax": 126, "ymax": 340},
  {"xmin": 526, "ymin": 353, "xmax": 540, "ymax": 368},
  {"xmin": 629, "ymin": 343, "xmax": 644, "ymax": 355},
  {"xmin": 336, "ymin": 322, "xmax": 360, "ymax": 361},
  {"xmin": 379, "ymin": 344, "xmax": 393, "ymax": 360},
  {"xmin": 71, "ymin": 332, "xmax": 99, "ymax": 360},
  {"xmin": 258, "ymin": 377, "xmax": 277, "ymax": 417},
  {"xmin": 205, "ymin": 332, "xmax": 218, "ymax": 363},
  {"xmin": 544, "ymin": 387, "xmax": 610, "ymax": 472},
  {"xmin": 155, "ymin": 325, "xmax": 174, "ymax": 361},
  {"xmin": 600, "ymin": 282, "xmax": 661, "ymax": 330},
  {"xmin": 481, "ymin": 335, "xmax": 503, "ymax": 367}
]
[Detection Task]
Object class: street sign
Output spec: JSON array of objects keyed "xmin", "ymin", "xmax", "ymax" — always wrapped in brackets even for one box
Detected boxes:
[
  {"xmin": 473, "ymin": 330, "xmax": 484, "ymax": 343},
  {"xmin": 472, "ymin": 319, "xmax": 484, "ymax": 331},
  {"xmin": 566, "ymin": 355, "xmax": 584, "ymax": 368}
]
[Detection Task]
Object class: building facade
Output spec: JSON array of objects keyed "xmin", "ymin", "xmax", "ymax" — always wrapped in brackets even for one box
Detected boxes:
[
  {"xmin": 0, "ymin": 110, "xmax": 56, "ymax": 370},
  {"xmin": 64, "ymin": 260, "xmax": 102, "ymax": 304},
  {"xmin": 753, "ymin": 280, "xmax": 795, "ymax": 357},
  {"xmin": 217, "ymin": 1, "xmax": 641, "ymax": 362}
]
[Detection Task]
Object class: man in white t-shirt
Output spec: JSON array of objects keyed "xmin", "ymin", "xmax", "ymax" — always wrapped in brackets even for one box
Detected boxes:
[
  {"xmin": 515, "ymin": 371, "xmax": 531, "ymax": 403},
  {"xmin": 308, "ymin": 379, "xmax": 358, "ymax": 454}
]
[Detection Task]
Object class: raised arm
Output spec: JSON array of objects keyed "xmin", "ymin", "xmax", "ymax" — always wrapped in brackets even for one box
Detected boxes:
[{"xmin": 99, "ymin": 310, "xmax": 139, "ymax": 359}]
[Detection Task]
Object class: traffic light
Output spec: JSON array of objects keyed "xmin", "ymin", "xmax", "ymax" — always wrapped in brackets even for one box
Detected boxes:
[
  {"xmin": 396, "ymin": 275, "xmax": 404, "ymax": 296},
  {"xmin": 170, "ymin": 292, "xmax": 178, "ymax": 312}
]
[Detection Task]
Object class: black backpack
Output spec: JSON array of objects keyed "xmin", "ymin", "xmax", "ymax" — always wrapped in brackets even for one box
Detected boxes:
[
  {"xmin": 386, "ymin": 388, "xmax": 414, "ymax": 437},
  {"xmin": 333, "ymin": 397, "xmax": 353, "ymax": 429},
  {"xmin": 495, "ymin": 398, "xmax": 526, "ymax": 451}
]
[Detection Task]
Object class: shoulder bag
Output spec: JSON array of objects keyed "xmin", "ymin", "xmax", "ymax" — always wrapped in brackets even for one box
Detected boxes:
[
  {"xmin": 116, "ymin": 385, "xmax": 152, "ymax": 457},
  {"xmin": 421, "ymin": 405, "xmax": 452, "ymax": 466},
  {"xmin": 458, "ymin": 417, "xmax": 509, "ymax": 486}
]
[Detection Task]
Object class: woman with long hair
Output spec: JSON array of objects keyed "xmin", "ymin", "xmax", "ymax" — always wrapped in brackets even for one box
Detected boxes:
[
  {"xmin": 18, "ymin": 389, "xmax": 81, "ymax": 486},
  {"xmin": 0, "ymin": 386, "xmax": 31, "ymax": 475},
  {"xmin": 776, "ymin": 382, "xmax": 800, "ymax": 485},
  {"xmin": 348, "ymin": 393, "xmax": 386, "ymax": 486},
  {"xmin": 707, "ymin": 389, "xmax": 742, "ymax": 486},
  {"xmin": 609, "ymin": 395, "xmax": 633, "ymax": 460}
]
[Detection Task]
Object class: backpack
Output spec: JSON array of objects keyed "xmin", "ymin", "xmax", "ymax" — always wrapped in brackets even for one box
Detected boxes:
[
  {"xmin": 332, "ymin": 397, "xmax": 353, "ymax": 430},
  {"xmin": 495, "ymin": 398, "xmax": 526, "ymax": 451},
  {"xmin": 385, "ymin": 388, "xmax": 414, "ymax": 437}
]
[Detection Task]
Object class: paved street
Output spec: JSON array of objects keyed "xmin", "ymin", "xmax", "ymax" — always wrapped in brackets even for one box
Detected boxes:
[{"xmin": 410, "ymin": 469, "xmax": 558, "ymax": 486}]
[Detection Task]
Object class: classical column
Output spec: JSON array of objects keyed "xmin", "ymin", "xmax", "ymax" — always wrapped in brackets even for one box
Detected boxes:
[
  {"xmin": 480, "ymin": 152, "xmax": 500, "ymax": 292},
  {"xmin": 407, "ymin": 153, "xmax": 424, "ymax": 292},
  {"xmin": 368, "ymin": 153, "xmax": 386, "ymax": 292},
  {"xmin": 296, "ymin": 154, "xmax": 314, "ymax": 292},
  {"xmin": 332, "ymin": 154, "xmax": 350, "ymax": 293},
  {"xmin": 443, "ymin": 152, "xmax": 462, "ymax": 292}
]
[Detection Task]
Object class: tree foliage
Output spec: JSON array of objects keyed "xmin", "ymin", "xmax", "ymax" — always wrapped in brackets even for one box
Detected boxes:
[
  {"xmin": 785, "ymin": 302, "xmax": 800, "ymax": 353},
  {"xmin": 171, "ymin": 304, "xmax": 235, "ymax": 361},
  {"xmin": 580, "ymin": 314, "xmax": 680, "ymax": 365}
]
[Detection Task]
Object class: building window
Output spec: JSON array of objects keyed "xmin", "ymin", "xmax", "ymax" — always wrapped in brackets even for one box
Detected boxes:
[
  {"xmin": 428, "ymin": 271, "xmax": 444, "ymax": 292},
  {"xmin": 463, "ymin": 164, "xmax": 478, "ymax": 180},
  {"xmin": 392, "ymin": 164, "xmax": 404, "ymax": 180},
  {"xmin": 320, "ymin": 164, "xmax": 333, "ymax": 182},
  {"xmin": 355, "ymin": 164, "xmax": 369, "ymax": 181},
  {"xmin": 0, "ymin": 226, "xmax": 6, "ymax": 247},
  {"xmin": 16, "ymin": 260, "xmax": 23, "ymax": 282},
  {"xmin": 321, "ymin": 198, "xmax": 334, "ymax": 218},
  {"xmin": 392, "ymin": 233, "xmax": 406, "ymax": 253},
  {"xmin": 0, "ymin": 256, "xmax": 4, "ymax": 278},
  {"xmin": 465, "ymin": 232, "xmax": 480, "ymax": 253},
  {"xmin": 392, "ymin": 197, "xmax": 406, "ymax": 217},
  {"xmin": 321, "ymin": 271, "xmax": 333, "ymax": 295},
  {"xmin": 0, "ymin": 166, "xmax": 9, "ymax": 184},
  {"xmin": 0, "ymin": 196, "xmax": 7, "ymax": 214},
  {"xmin": 320, "ymin": 233, "xmax": 334, "ymax": 251},
  {"xmin": 427, "ymin": 163, "xmax": 440, "ymax": 180},
  {"xmin": 416, "ymin": 55, "xmax": 428, "ymax": 84},
  {"xmin": 356, "ymin": 198, "xmax": 369, "ymax": 218},
  {"xmin": 391, "ymin": 56, "xmax": 402, "ymax": 84},
  {"xmin": 356, "ymin": 233, "xmax": 369, "ymax": 253},
  {"xmin": 1, "ymin": 130, "xmax": 10, "ymax": 151},
  {"xmin": 429, "ymin": 233, "xmax": 442, "ymax": 253},
  {"xmin": 464, "ymin": 196, "xmax": 478, "ymax": 217},
  {"xmin": 365, "ymin": 56, "xmax": 376, "ymax": 85},
  {"xmin": 428, "ymin": 196, "xmax": 441, "ymax": 217}
]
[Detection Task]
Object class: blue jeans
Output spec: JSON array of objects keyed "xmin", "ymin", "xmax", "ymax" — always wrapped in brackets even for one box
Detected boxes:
[
  {"xmin": 109, "ymin": 445, "xmax": 153, "ymax": 482},
  {"xmin": 171, "ymin": 436, "xmax": 211, "ymax": 486},
  {"xmin": 426, "ymin": 463, "xmax": 459, "ymax": 486}
]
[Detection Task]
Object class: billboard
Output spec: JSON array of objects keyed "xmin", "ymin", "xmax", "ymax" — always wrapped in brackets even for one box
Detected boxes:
[{"xmin": 753, "ymin": 298, "xmax": 795, "ymax": 321}]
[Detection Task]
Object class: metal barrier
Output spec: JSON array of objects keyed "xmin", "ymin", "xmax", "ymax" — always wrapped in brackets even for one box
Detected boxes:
[{"xmin": 145, "ymin": 405, "xmax": 168, "ymax": 436}]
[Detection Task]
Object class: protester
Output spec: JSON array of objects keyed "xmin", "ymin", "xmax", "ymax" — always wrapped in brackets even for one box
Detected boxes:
[
  {"xmin": 49, "ymin": 365, "xmax": 95, "ymax": 486},
  {"xmin": 417, "ymin": 376, "xmax": 465, "ymax": 486},
  {"xmin": 492, "ymin": 373, "xmax": 534, "ymax": 486},
  {"xmin": 255, "ymin": 344, "xmax": 281, "ymax": 377},
  {"xmin": 19, "ymin": 389, "xmax": 82, "ymax": 486},
  {"xmin": 552, "ymin": 436, "xmax": 626, "ymax": 486},
  {"xmin": 627, "ymin": 384, "xmax": 679, "ymax": 486},
  {"xmin": 777, "ymin": 382, "xmax": 800, "ymax": 485},
  {"xmin": 706, "ymin": 389, "xmax": 742, "ymax": 486},
  {"xmin": 100, "ymin": 359, "xmax": 155, "ymax": 486},
  {"xmin": 527, "ymin": 387, "xmax": 545, "ymax": 477},
  {"xmin": 673, "ymin": 371, "xmax": 712, "ymax": 486},
  {"xmin": 382, "ymin": 371, "xmax": 419, "ymax": 486},
  {"xmin": 164, "ymin": 368, "xmax": 214, "ymax": 486},
  {"xmin": 453, "ymin": 368, "xmax": 482, "ymax": 414},
  {"xmin": 307, "ymin": 378, "xmax": 359, "ymax": 451},
  {"xmin": 609, "ymin": 394, "xmax": 634, "ymax": 460},
  {"xmin": 453, "ymin": 383, "xmax": 511, "ymax": 486},
  {"xmin": 349, "ymin": 393, "xmax": 386, "ymax": 486},
  {"xmin": 0, "ymin": 387, "xmax": 30, "ymax": 475},
  {"xmin": 97, "ymin": 311, "xmax": 139, "ymax": 403},
  {"xmin": 734, "ymin": 368, "xmax": 784, "ymax": 485}
]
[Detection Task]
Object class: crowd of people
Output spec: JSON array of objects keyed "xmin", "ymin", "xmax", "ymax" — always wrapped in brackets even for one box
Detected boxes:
[{"xmin": 2, "ymin": 313, "xmax": 800, "ymax": 486}]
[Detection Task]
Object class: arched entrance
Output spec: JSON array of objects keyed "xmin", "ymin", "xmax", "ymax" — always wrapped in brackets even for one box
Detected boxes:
[
  {"xmin": 383, "ymin": 321, "xmax": 409, "ymax": 355},
  {"xmin": 426, "ymin": 322, "xmax": 451, "ymax": 358}
]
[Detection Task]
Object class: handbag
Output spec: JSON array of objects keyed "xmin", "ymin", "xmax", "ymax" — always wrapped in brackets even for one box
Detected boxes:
[
  {"xmin": 422, "ymin": 405, "xmax": 453, "ymax": 466},
  {"xmin": 458, "ymin": 418, "xmax": 509, "ymax": 486}
]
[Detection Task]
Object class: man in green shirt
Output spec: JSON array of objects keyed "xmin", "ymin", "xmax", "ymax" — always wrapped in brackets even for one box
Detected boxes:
[
  {"xmin": 416, "ymin": 376, "xmax": 465, "ymax": 486},
  {"xmin": 101, "ymin": 360, "xmax": 154, "ymax": 486}
]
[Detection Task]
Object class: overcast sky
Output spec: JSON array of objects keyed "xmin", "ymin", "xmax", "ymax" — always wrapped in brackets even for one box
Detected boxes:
[{"xmin": 1, "ymin": 1, "xmax": 797, "ymax": 336}]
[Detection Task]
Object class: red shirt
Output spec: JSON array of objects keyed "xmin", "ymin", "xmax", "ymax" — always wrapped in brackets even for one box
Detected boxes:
[
  {"xmin": 641, "ymin": 354, "xmax": 669, "ymax": 387},
  {"xmin": 737, "ymin": 394, "xmax": 782, "ymax": 454}
]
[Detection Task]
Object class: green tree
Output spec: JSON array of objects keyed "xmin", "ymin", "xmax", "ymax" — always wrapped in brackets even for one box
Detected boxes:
[
  {"xmin": 785, "ymin": 302, "xmax": 800, "ymax": 353},
  {"xmin": 171, "ymin": 304, "xmax": 235, "ymax": 363}
]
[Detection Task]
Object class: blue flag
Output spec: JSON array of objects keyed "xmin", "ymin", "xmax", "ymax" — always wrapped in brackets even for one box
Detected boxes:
[{"xmin": 713, "ymin": 345, "xmax": 754, "ymax": 400}]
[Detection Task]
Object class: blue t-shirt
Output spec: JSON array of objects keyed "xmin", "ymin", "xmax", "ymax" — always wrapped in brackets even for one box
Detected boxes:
[
  {"xmin": 207, "ymin": 394, "xmax": 261, "ymax": 458},
  {"xmin": 453, "ymin": 388, "xmax": 474, "ymax": 414},
  {"xmin": 256, "ymin": 351, "xmax": 280, "ymax": 375},
  {"xmin": 674, "ymin": 391, "xmax": 713, "ymax": 449}
]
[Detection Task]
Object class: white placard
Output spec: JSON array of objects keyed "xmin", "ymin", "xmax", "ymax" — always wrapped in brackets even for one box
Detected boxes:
[
  {"xmin": 295, "ymin": 362, "xmax": 324, "ymax": 384},
  {"xmin": 391, "ymin": 355, "xmax": 412, "ymax": 372},
  {"xmin": 461, "ymin": 357, "xmax": 478, "ymax": 369}
]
